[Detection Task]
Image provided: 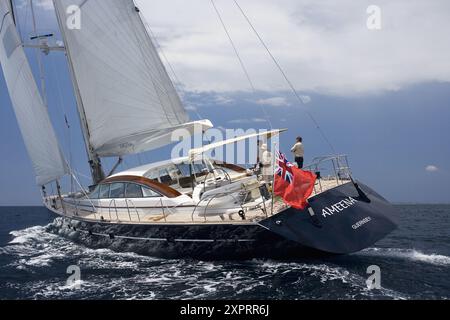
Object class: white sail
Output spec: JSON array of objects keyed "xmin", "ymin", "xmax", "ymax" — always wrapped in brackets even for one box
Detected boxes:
[
  {"xmin": 53, "ymin": 0, "xmax": 212, "ymax": 157},
  {"xmin": 0, "ymin": 0, "xmax": 68, "ymax": 186}
]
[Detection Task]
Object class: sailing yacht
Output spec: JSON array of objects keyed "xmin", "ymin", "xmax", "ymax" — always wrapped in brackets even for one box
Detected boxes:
[{"xmin": 0, "ymin": 0, "xmax": 397, "ymax": 259}]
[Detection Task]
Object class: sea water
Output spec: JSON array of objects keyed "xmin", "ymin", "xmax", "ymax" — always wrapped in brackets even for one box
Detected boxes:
[{"xmin": 0, "ymin": 205, "xmax": 448, "ymax": 300}]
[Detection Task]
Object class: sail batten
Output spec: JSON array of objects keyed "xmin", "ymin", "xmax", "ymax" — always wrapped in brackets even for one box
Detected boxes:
[
  {"xmin": 53, "ymin": 0, "xmax": 204, "ymax": 157},
  {"xmin": 0, "ymin": 0, "xmax": 68, "ymax": 186}
]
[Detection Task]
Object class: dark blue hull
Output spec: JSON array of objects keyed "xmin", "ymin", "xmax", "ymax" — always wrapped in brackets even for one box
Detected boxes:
[{"xmin": 47, "ymin": 181, "xmax": 397, "ymax": 260}]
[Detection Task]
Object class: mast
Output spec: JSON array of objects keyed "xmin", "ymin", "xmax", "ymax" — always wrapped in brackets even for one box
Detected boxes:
[
  {"xmin": 30, "ymin": 0, "xmax": 48, "ymax": 107},
  {"xmin": 51, "ymin": 0, "xmax": 105, "ymax": 185}
]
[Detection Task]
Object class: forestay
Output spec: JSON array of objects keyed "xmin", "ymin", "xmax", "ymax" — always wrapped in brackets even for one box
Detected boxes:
[
  {"xmin": 53, "ymin": 0, "xmax": 211, "ymax": 157},
  {"xmin": 0, "ymin": 0, "xmax": 68, "ymax": 185}
]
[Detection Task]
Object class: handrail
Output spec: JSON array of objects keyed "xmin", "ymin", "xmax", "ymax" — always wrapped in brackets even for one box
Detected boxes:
[
  {"xmin": 108, "ymin": 199, "xmax": 119, "ymax": 221},
  {"xmin": 303, "ymin": 154, "xmax": 352, "ymax": 195},
  {"xmin": 124, "ymin": 198, "xmax": 133, "ymax": 221},
  {"xmin": 304, "ymin": 155, "xmax": 352, "ymax": 175},
  {"xmin": 49, "ymin": 175, "xmax": 273, "ymax": 224},
  {"xmin": 126, "ymin": 199, "xmax": 141, "ymax": 222},
  {"xmin": 190, "ymin": 181, "xmax": 267, "ymax": 223},
  {"xmin": 160, "ymin": 198, "xmax": 167, "ymax": 222}
]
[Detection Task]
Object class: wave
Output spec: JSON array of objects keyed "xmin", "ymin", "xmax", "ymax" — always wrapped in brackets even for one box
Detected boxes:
[
  {"xmin": 251, "ymin": 259, "xmax": 408, "ymax": 300},
  {"xmin": 0, "ymin": 224, "xmax": 410, "ymax": 300},
  {"xmin": 359, "ymin": 248, "xmax": 450, "ymax": 266},
  {"xmin": 2, "ymin": 225, "xmax": 161, "ymax": 270}
]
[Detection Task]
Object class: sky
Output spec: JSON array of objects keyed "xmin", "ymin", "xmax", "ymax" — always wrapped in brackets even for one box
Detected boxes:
[{"xmin": 0, "ymin": 0, "xmax": 449, "ymax": 205}]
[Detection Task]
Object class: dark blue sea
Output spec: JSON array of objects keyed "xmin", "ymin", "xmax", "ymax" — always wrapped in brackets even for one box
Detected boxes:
[{"xmin": 0, "ymin": 205, "xmax": 448, "ymax": 300}]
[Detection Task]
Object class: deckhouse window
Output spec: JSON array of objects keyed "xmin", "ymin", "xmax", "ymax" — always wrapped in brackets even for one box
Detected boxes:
[
  {"xmin": 159, "ymin": 169, "xmax": 172, "ymax": 185},
  {"xmin": 145, "ymin": 167, "xmax": 178, "ymax": 186},
  {"xmin": 176, "ymin": 161, "xmax": 213, "ymax": 178},
  {"xmin": 89, "ymin": 185, "xmax": 100, "ymax": 199},
  {"xmin": 125, "ymin": 183, "xmax": 143, "ymax": 198},
  {"xmin": 193, "ymin": 163, "xmax": 208, "ymax": 174},
  {"xmin": 99, "ymin": 184, "xmax": 110, "ymax": 199},
  {"xmin": 146, "ymin": 170, "xmax": 159, "ymax": 180},
  {"xmin": 109, "ymin": 183, "xmax": 125, "ymax": 198},
  {"xmin": 142, "ymin": 186, "xmax": 160, "ymax": 198},
  {"xmin": 176, "ymin": 163, "xmax": 191, "ymax": 177}
]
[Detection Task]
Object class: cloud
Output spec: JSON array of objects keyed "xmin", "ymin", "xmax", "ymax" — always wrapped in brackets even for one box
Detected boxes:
[
  {"xmin": 184, "ymin": 105, "xmax": 198, "ymax": 111},
  {"xmin": 32, "ymin": 0, "xmax": 450, "ymax": 96},
  {"xmin": 134, "ymin": 0, "xmax": 450, "ymax": 96},
  {"xmin": 425, "ymin": 165, "xmax": 439, "ymax": 173},
  {"xmin": 255, "ymin": 97, "xmax": 290, "ymax": 107},
  {"xmin": 38, "ymin": 0, "xmax": 54, "ymax": 10},
  {"xmin": 214, "ymin": 95, "xmax": 234, "ymax": 105},
  {"xmin": 228, "ymin": 118, "xmax": 269, "ymax": 124},
  {"xmin": 20, "ymin": 0, "xmax": 54, "ymax": 11},
  {"xmin": 300, "ymin": 95, "xmax": 312, "ymax": 104}
]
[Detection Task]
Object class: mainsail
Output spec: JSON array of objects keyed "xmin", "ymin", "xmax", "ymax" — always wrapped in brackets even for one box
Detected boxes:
[
  {"xmin": 53, "ymin": 0, "xmax": 212, "ymax": 158},
  {"xmin": 0, "ymin": 0, "xmax": 68, "ymax": 186}
]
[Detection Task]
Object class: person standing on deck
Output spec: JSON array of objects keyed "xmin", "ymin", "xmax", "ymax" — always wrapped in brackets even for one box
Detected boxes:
[
  {"xmin": 291, "ymin": 137, "xmax": 304, "ymax": 169},
  {"xmin": 260, "ymin": 143, "xmax": 273, "ymax": 182},
  {"xmin": 256, "ymin": 140, "xmax": 263, "ymax": 168}
]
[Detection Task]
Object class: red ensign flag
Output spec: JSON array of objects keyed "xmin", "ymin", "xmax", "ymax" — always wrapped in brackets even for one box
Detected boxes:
[{"xmin": 274, "ymin": 152, "xmax": 317, "ymax": 210}]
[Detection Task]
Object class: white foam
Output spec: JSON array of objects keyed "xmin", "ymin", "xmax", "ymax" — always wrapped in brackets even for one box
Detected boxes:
[
  {"xmin": 2, "ymin": 223, "xmax": 412, "ymax": 300},
  {"xmin": 360, "ymin": 248, "xmax": 450, "ymax": 266},
  {"xmin": 245, "ymin": 260, "xmax": 408, "ymax": 300},
  {"xmin": 9, "ymin": 226, "xmax": 47, "ymax": 244}
]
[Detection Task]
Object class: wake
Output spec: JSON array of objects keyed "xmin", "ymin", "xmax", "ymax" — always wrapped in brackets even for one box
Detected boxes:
[{"xmin": 359, "ymin": 248, "xmax": 450, "ymax": 266}]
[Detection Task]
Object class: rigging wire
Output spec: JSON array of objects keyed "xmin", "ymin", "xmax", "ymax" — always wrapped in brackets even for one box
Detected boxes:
[
  {"xmin": 146, "ymin": 24, "xmax": 184, "ymax": 93},
  {"xmin": 130, "ymin": 6, "xmax": 184, "ymax": 126},
  {"xmin": 232, "ymin": 0, "xmax": 337, "ymax": 155},
  {"xmin": 128, "ymin": 6, "xmax": 200, "ymax": 165},
  {"xmin": 49, "ymin": 54, "xmax": 75, "ymax": 191},
  {"xmin": 210, "ymin": 0, "xmax": 273, "ymax": 130},
  {"xmin": 146, "ymin": 22, "xmax": 226, "ymax": 166},
  {"xmin": 145, "ymin": 20, "xmax": 216, "ymax": 147},
  {"xmin": 145, "ymin": 23, "xmax": 208, "ymax": 126},
  {"xmin": 71, "ymin": 170, "xmax": 91, "ymax": 181},
  {"xmin": 69, "ymin": 168, "xmax": 97, "ymax": 211},
  {"xmin": 144, "ymin": 21, "xmax": 202, "ymax": 130},
  {"xmin": 26, "ymin": 1, "xmax": 85, "ymax": 192},
  {"xmin": 28, "ymin": 0, "xmax": 76, "ymax": 190}
]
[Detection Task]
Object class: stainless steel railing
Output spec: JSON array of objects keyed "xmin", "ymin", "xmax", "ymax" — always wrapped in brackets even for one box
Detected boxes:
[{"xmin": 303, "ymin": 155, "xmax": 352, "ymax": 195}]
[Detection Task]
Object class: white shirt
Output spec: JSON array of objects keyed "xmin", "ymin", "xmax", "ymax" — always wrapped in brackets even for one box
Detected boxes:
[
  {"xmin": 291, "ymin": 142, "xmax": 304, "ymax": 158},
  {"xmin": 261, "ymin": 150, "xmax": 273, "ymax": 177}
]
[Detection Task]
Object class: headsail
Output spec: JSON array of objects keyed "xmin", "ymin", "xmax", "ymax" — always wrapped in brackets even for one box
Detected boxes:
[
  {"xmin": 0, "ymin": 0, "xmax": 68, "ymax": 186},
  {"xmin": 52, "ymin": 0, "xmax": 212, "ymax": 158}
]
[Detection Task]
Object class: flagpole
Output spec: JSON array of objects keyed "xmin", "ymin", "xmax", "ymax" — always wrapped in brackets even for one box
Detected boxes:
[{"xmin": 270, "ymin": 143, "xmax": 278, "ymax": 216}]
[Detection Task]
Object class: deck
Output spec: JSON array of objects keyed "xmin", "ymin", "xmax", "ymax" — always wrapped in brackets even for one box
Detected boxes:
[{"xmin": 45, "ymin": 177, "xmax": 349, "ymax": 225}]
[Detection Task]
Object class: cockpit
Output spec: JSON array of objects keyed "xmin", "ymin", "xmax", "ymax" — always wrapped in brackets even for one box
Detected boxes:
[
  {"xmin": 144, "ymin": 159, "xmax": 215, "ymax": 190},
  {"xmin": 84, "ymin": 157, "xmax": 248, "ymax": 201}
]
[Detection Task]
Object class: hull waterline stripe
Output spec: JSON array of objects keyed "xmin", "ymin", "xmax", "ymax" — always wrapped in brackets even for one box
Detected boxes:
[
  {"xmin": 256, "ymin": 223, "xmax": 271, "ymax": 231},
  {"xmin": 63, "ymin": 224, "xmax": 256, "ymax": 243}
]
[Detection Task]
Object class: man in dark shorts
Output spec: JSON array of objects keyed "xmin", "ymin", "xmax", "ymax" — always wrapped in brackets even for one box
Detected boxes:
[{"xmin": 291, "ymin": 136, "xmax": 304, "ymax": 169}]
